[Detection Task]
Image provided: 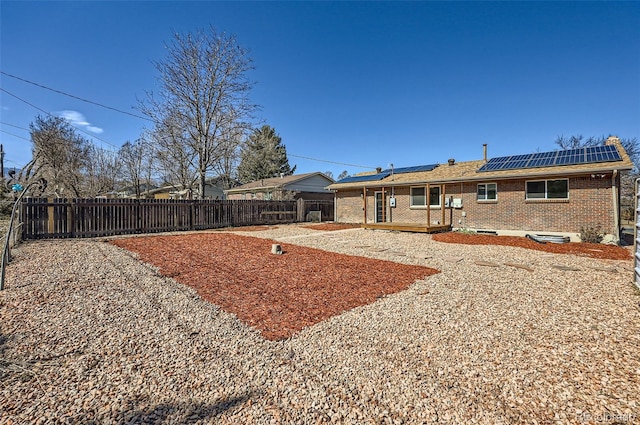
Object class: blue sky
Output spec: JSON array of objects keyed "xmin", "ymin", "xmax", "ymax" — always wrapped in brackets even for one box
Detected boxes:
[{"xmin": 1, "ymin": 1, "xmax": 639, "ymax": 179}]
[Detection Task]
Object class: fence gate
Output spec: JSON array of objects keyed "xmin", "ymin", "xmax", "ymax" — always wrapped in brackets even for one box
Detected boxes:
[{"xmin": 635, "ymin": 179, "xmax": 640, "ymax": 290}]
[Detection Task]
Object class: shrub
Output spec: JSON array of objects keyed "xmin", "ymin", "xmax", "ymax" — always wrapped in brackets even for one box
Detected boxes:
[
  {"xmin": 0, "ymin": 200, "xmax": 13, "ymax": 217},
  {"xmin": 621, "ymin": 206, "xmax": 635, "ymax": 221},
  {"xmin": 455, "ymin": 228, "xmax": 476, "ymax": 235},
  {"xmin": 580, "ymin": 225, "xmax": 604, "ymax": 244}
]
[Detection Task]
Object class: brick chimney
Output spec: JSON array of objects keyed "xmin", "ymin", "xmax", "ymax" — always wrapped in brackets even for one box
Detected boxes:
[{"xmin": 605, "ymin": 136, "xmax": 621, "ymax": 146}]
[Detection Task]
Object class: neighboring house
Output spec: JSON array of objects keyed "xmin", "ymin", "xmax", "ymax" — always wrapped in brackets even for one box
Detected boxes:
[
  {"xmin": 100, "ymin": 183, "xmax": 159, "ymax": 198},
  {"xmin": 142, "ymin": 181, "xmax": 226, "ymax": 200},
  {"xmin": 224, "ymin": 172, "xmax": 335, "ymax": 201},
  {"xmin": 327, "ymin": 136, "xmax": 633, "ymax": 241}
]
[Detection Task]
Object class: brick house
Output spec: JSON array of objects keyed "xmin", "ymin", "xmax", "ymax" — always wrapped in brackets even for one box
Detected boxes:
[
  {"xmin": 327, "ymin": 137, "xmax": 633, "ymax": 242},
  {"xmin": 224, "ymin": 172, "xmax": 335, "ymax": 201}
]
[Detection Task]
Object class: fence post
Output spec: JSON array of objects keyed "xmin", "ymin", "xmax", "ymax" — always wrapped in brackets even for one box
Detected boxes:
[
  {"xmin": 136, "ymin": 199, "xmax": 142, "ymax": 234},
  {"xmin": 67, "ymin": 198, "xmax": 73, "ymax": 238},
  {"xmin": 190, "ymin": 201, "xmax": 195, "ymax": 231},
  {"xmin": 297, "ymin": 198, "xmax": 304, "ymax": 222}
]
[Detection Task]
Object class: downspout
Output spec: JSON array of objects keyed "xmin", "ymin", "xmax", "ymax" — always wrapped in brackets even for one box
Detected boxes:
[{"xmin": 612, "ymin": 170, "xmax": 619, "ymax": 241}]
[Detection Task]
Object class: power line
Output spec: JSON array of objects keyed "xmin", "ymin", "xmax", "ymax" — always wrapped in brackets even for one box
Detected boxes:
[
  {"xmin": 0, "ymin": 75, "xmax": 378, "ymax": 170},
  {"xmin": 287, "ymin": 153, "xmax": 375, "ymax": 170},
  {"xmin": 0, "ymin": 88, "xmax": 119, "ymax": 152},
  {"xmin": 0, "ymin": 122, "xmax": 30, "ymax": 132},
  {"xmin": 0, "ymin": 129, "xmax": 30, "ymax": 142},
  {"xmin": 0, "ymin": 86, "xmax": 377, "ymax": 172},
  {"xmin": 1, "ymin": 71, "xmax": 152, "ymax": 122},
  {"xmin": 5, "ymin": 159, "xmax": 26, "ymax": 167}
]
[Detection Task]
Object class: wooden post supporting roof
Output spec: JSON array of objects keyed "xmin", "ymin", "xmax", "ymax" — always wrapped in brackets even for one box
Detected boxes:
[
  {"xmin": 381, "ymin": 187, "xmax": 386, "ymax": 223},
  {"xmin": 441, "ymin": 184, "xmax": 446, "ymax": 226},
  {"xmin": 363, "ymin": 187, "xmax": 367, "ymax": 224},
  {"xmin": 426, "ymin": 183, "xmax": 431, "ymax": 226}
]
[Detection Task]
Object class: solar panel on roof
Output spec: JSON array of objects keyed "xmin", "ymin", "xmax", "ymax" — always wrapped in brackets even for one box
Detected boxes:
[
  {"xmin": 509, "ymin": 154, "xmax": 531, "ymax": 162},
  {"xmin": 336, "ymin": 172, "xmax": 391, "ymax": 183},
  {"xmin": 587, "ymin": 145, "xmax": 619, "ymax": 162},
  {"xmin": 477, "ymin": 145, "xmax": 622, "ymax": 172},
  {"xmin": 530, "ymin": 151, "xmax": 557, "ymax": 160},
  {"xmin": 382, "ymin": 164, "xmax": 439, "ymax": 174},
  {"xmin": 528, "ymin": 156, "xmax": 556, "ymax": 167}
]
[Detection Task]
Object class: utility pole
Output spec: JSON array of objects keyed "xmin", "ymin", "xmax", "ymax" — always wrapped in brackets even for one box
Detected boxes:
[{"xmin": 0, "ymin": 144, "xmax": 4, "ymax": 179}]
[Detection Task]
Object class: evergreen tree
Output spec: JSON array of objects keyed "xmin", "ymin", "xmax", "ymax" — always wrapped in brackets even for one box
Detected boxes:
[{"xmin": 237, "ymin": 125, "xmax": 296, "ymax": 183}]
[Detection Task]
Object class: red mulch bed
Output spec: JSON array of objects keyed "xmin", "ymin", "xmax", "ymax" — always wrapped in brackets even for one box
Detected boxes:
[
  {"xmin": 111, "ymin": 233, "xmax": 438, "ymax": 340},
  {"xmin": 301, "ymin": 223, "xmax": 361, "ymax": 231},
  {"xmin": 432, "ymin": 232, "xmax": 631, "ymax": 260}
]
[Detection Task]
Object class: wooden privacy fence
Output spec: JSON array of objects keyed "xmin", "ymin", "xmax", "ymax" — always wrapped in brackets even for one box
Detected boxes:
[{"xmin": 21, "ymin": 198, "xmax": 334, "ymax": 240}]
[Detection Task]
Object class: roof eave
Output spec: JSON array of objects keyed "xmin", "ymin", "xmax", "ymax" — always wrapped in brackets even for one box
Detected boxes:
[{"xmin": 328, "ymin": 163, "xmax": 633, "ymax": 189}]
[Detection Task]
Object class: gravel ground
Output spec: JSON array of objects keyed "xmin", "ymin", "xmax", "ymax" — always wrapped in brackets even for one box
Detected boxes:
[{"xmin": 1, "ymin": 224, "xmax": 639, "ymax": 424}]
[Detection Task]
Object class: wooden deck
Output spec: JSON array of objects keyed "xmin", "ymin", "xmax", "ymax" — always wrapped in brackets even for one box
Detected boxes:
[{"xmin": 361, "ymin": 222, "xmax": 451, "ymax": 233}]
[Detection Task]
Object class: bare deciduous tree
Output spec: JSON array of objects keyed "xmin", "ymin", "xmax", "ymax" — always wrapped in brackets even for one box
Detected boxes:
[
  {"xmin": 118, "ymin": 139, "xmax": 153, "ymax": 198},
  {"xmin": 148, "ymin": 117, "xmax": 199, "ymax": 195},
  {"xmin": 141, "ymin": 26, "xmax": 257, "ymax": 198},
  {"xmin": 85, "ymin": 146, "xmax": 120, "ymax": 197},
  {"xmin": 29, "ymin": 115, "xmax": 90, "ymax": 197}
]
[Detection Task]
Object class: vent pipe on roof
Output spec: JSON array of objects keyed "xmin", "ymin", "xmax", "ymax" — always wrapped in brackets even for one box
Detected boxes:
[
  {"xmin": 448, "ymin": 158, "xmax": 455, "ymax": 166},
  {"xmin": 376, "ymin": 167, "xmax": 382, "ymax": 173},
  {"xmin": 483, "ymin": 144, "xmax": 488, "ymax": 162}
]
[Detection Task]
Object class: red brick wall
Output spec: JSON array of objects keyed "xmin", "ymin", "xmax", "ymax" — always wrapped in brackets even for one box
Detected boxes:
[
  {"xmin": 335, "ymin": 174, "xmax": 619, "ymax": 234},
  {"xmin": 335, "ymin": 189, "xmax": 365, "ymax": 223}
]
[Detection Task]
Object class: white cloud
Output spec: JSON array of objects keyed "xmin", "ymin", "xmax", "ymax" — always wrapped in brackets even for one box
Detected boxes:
[
  {"xmin": 86, "ymin": 126, "xmax": 104, "ymax": 134},
  {"xmin": 57, "ymin": 110, "xmax": 103, "ymax": 134},
  {"xmin": 59, "ymin": 110, "xmax": 88, "ymax": 125}
]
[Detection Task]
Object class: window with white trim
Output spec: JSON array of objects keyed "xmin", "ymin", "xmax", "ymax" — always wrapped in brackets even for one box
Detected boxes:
[
  {"xmin": 410, "ymin": 187, "xmax": 425, "ymax": 207},
  {"xmin": 477, "ymin": 183, "xmax": 497, "ymax": 201},
  {"xmin": 410, "ymin": 186, "xmax": 442, "ymax": 207},
  {"xmin": 526, "ymin": 179, "xmax": 568, "ymax": 200}
]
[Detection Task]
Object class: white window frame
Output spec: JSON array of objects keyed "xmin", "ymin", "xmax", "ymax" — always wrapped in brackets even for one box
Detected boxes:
[
  {"xmin": 410, "ymin": 186, "xmax": 426, "ymax": 208},
  {"xmin": 525, "ymin": 179, "xmax": 569, "ymax": 200},
  {"xmin": 477, "ymin": 183, "xmax": 497, "ymax": 201},
  {"xmin": 429, "ymin": 186, "xmax": 441, "ymax": 208}
]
